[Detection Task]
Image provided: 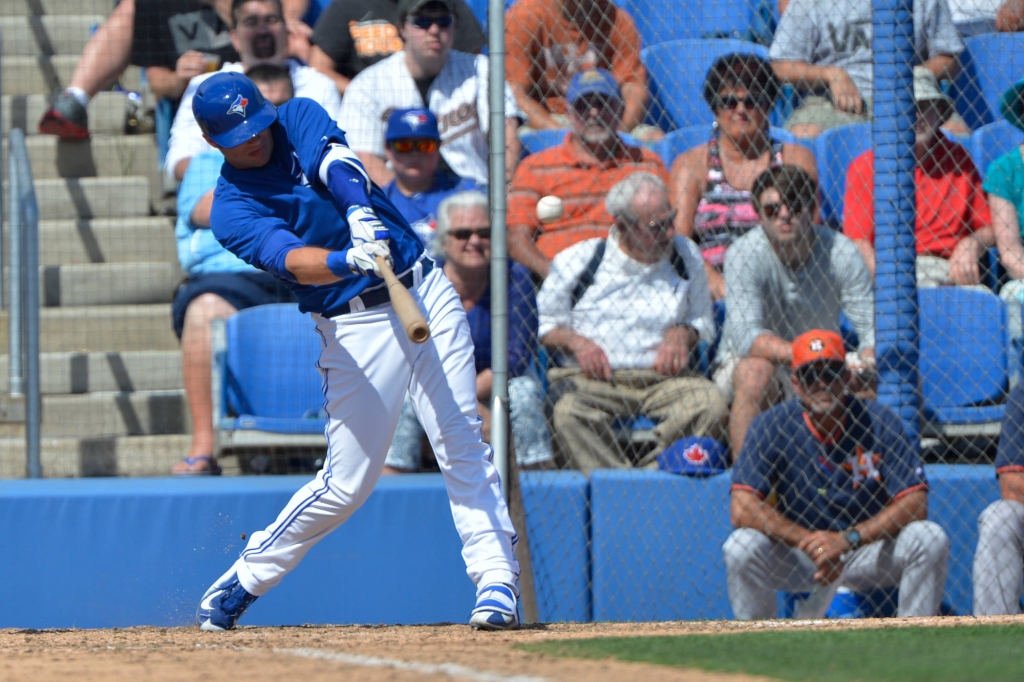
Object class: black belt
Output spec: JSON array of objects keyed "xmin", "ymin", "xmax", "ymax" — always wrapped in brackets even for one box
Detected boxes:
[{"xmin": 323, "ymin": 256, "xmax": 433, "ymax": 317}]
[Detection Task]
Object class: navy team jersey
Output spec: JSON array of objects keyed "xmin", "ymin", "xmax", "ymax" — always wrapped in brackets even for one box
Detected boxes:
[
  {"xmin": 730, "ymin": 397, "xmax": 928, "ymax": 531},
  {"xmin": 996, "ymin": 383, "xmax": 1024, "ymax": 476},
  {"xmin": 209, "ymin": 97, "xmax": 425, "ymax": 316}
]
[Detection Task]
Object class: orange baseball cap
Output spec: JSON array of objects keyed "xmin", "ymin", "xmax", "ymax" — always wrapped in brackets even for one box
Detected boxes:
[{"xmin": 792, "ymin": 330, "xmax": 846, "ymax": 370}]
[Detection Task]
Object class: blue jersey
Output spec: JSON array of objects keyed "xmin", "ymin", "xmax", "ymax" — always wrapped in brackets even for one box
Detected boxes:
[
  {"xmin": 209, "ymin": 98, "xmax": 425, "ymax": 316},
  {"xmin": 466, "ymin": 262, "xmax": 537, "ymax": 378},
  {"xmin": 730, "ymin": 397, "xmax": 928, "ymax": 531},
  {"xmin": 996, "ymin": 383, "xmax": 1024, "ymax": 476},
  {"xmin": 383, "ymin": 172, "xmax": 481, "ymax": 234}
]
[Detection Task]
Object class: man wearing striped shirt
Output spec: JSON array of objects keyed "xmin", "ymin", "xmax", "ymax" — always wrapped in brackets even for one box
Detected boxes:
[{"xmin": 508, "ymin": 68, "xmax": 668, "ymax": 279}]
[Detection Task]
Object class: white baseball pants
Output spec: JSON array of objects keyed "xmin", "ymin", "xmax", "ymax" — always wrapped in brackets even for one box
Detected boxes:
[
  {"xmin": 723, "ymin": 522, "xmax": 949, "ymax": 619},
  {"xmin": 231, "ymin": 267, "xmax": 520, "ymax": 596},
  {"xmin": 973, "ymin": 499, "xmax": 1024, "ymax": 615}
]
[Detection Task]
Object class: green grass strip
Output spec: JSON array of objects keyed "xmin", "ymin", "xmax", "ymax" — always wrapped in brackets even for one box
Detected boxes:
[{"xmin": 519, "ymin": 624, "xmax": 1024, "ymax": 681}]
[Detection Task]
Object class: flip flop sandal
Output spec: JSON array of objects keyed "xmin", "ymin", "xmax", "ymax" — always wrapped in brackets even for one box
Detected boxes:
[{"xmin": 173, "ymin": 455, "xmax": 222, "ymax": 476}]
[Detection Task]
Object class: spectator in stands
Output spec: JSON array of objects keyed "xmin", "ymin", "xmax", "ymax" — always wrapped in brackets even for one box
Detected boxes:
[
  {"xmin": 537, "ymin": 173, "xmax": 728, "ymax": 473},
  {"xmin": 308, "ymin": 0, "xmax": 485, "ymax": 96},
  {"xmin": 715, "ymin": 165, "xmax": 875, "ymax": 459},
  {"xmin": 508, "ymin": 69, "xmax": 668, "ymax": 279},
  {"xmin": 382, "ymin": 108, "xmax": 481, "ymax": 252},
  {"xmin": 164, "ymin": 0, "xmax": 341, "ymax": 183},
  {"xmin": 339, "ymin": 0, "xmax": 521, "ymax": 188},
  {"xmin": 843, "ymin": 68, "xmax": 994, "ymax": 288},
  {"xmin": 769, "ymin": 0, "xmax": 966, "ymax": 138},
  {"xmin": 973, "ymin": 383, "xmax": 1024, "ymax": 614},
  {"xmin": 724, "ymin": 329, "xmax": 949, "ymax": 620},
  {"xmin": 171, "ymin": 65, "xmax": 297, "ymax": 475},
  {"xmin": 985, "ymin": 80, "xmax": 1024, "ymax": 339},
  {"xmin": 669, "ymin": 53, "xmax": 818, "ymax": 302},
  {"xmin": 39, "ymin": 0, "xmax": 239, "ymax": 140},
  {"xmin": 384, "ymin": 191, "xmax": 554, "ymax": 473},
  {"xmin": 504, "ymin": 0, "xmax": 657, "ymax": 142}
]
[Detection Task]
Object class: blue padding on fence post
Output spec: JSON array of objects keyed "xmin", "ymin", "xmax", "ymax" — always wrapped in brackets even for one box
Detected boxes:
[
  {"xmin": 873, "ymin": 0, "xmax": 921, "ymax": 444},
  {"xmin": 590, "ymin": 470, "xmax": 733, "ymax": 621},
  {"xmin": 520, "ymin": 471, "xmax": 591, "ymax": 622}
]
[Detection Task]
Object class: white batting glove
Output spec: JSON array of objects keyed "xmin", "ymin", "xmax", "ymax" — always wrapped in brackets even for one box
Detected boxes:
[
  {"xmin": 346, "ymin": 241, "xmax": 392, "ymax": 278},
  {"xmin": 346, "ymin": 205, "xmax": 390, "ymax": 246}
]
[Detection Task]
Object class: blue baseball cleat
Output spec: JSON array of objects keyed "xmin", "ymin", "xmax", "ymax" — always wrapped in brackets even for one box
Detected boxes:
[
  {"xmin": 196, "ymin": 570, "xmax": 259, "ymax": 631},
  {"xmin": 469, "ymin": 583, "xmax": 520, "ymax": 630}
]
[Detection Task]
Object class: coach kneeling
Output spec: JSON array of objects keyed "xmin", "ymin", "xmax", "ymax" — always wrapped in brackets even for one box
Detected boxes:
[{"xmin": 722, "ymin": 330, "xmax": 949, "ymax": 620}]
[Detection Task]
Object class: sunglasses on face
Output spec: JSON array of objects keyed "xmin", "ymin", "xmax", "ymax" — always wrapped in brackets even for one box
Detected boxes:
[
  {"xmin": 449, "ymin": 227, "xmax": 491, "ymax": 241},
  {"xmin": 389, "ymin": 138, "xmax": 439, "ymax": 154},
  {"xmin": 760, "ymin": 198, "xmax": 811, "ymax": 220},
  {"xmin": 407, "ymin": 13, "xmax": 454, "ymax": 29},
  {"xmin": 797, "ymin": 363, "xmax": 846, "ymax": 387},
  {"xmin": 715, "ymin": 94, "xmax": 771, "ymax": 111},
  {"xmin": 572, "ymin": 95, "xmax": 617, "ymax": 115}
]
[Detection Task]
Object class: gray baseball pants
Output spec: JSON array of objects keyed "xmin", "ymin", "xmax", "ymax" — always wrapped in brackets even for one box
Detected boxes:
[
  {"xmin": 723, "ymin": 522, "xmax": 949, "ymax": 620},
  {"xmin": 973, "ymin": 499, "xmax": 1024, "ymax": 615}
]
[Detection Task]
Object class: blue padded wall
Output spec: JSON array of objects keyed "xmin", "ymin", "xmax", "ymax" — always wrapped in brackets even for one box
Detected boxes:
[{"xmin": 590, "ymin": 470, "xmax": 734, "ymax": 621}]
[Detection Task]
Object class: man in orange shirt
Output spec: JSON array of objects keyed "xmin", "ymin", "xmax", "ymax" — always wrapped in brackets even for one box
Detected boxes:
[
  {"xmin": 507, "ymin": 69, "xmax": 668, "ymax": 279},
  {"xmin": 505, "ymin": 0, "xmax": 649, "ymax": 137},
  {"xmin": 843, "ymin": 68, "xmax": 994, "ymax": 287}
]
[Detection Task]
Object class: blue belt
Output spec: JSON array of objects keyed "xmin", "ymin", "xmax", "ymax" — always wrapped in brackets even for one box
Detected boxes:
[{"xmin": 324, "ymin": 256, "xmax": 433, "ymax": 317}]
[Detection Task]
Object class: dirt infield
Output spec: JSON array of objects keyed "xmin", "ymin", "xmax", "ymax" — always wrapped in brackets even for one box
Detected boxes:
[{"xmin": 1, "ymin": 615, "xmax": 1020, "ymax": 682}]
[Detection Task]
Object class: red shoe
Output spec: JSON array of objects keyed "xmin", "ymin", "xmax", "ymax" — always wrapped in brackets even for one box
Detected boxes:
[{"xmin": 38, "ymin": 93, "xmax": 90, "ymax": 140}]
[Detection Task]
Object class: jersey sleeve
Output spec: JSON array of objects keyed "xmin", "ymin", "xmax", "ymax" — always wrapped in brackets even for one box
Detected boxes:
[
  {"xmin": 874, "ymin": 403, "xmax": 929, "ymax": 500},
  {"xmin": 996, "ymin": 383, "xmax": 1024, "ymax": 474},
  {"xmin": 842, "ymin": 151, "xmax": 875, "ymax": 243},
  {"xmin": 281, "ymin": 98, "xmax": 351, "ymax": 183},
  {"xmin": 730, "ymin": 410, "xmax": 778, "ymax": 500},
  {"xmin": 209, "ymin": 181, "xmax": 300, "ymax": 272}
]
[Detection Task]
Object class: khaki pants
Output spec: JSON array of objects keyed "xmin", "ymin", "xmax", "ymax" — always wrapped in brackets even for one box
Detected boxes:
[{"xmin": 549, "ymin": 368, "xmax": 728, "ymax": 472}]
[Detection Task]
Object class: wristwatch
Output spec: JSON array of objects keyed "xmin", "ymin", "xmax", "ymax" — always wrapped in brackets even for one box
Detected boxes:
[{"xmin": 842, "ymin": 528, "xmax": 862, "ymax": 551}]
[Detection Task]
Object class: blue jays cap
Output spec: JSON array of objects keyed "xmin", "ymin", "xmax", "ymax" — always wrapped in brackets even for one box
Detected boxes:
[
  {"xmin": 657, "ymin": 436, "xmax": 729, "ymax": 477},
  {"xmin": 192, "ymin": 72, "xmax": 278, "ymax": 148},
  {"xmin": 565, "ymin": 68, "xmax": 621, "ymax": 105},
  {"xmin": 386, "ymin": 108, "xmax": 440, "ymax": 141}
]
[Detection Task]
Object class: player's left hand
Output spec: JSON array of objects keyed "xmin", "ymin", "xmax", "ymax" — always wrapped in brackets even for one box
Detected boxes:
[
  {"xmin": 347, "ymin": 206, "xmax": 391, "ymax": 246},
  {"xmin": 798, "ymin": 530, "xmax": 848, "ymax": 584},
  {"xmin": 346, "ymin": 241, "xmax": 392, "ymax": 278}
]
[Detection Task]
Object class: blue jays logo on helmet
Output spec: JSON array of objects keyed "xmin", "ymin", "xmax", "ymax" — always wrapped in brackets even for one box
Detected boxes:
[
  {"xmin": 228, "ymin": 94, "xmax": 249, "ymax": 117},
  {"xmin": 192, "ymin": 72, "xmax": 278, "ymax": 149}
]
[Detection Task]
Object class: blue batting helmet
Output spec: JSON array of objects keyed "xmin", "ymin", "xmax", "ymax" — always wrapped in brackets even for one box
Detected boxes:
[{"xmin": 192, "ymin": 72, "xmax": 278, "ymax": 148}]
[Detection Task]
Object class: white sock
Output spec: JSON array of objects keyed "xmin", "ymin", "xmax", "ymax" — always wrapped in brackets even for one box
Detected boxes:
[{"xmin": 65, "ymin": 87, "xmax": 89, "ymax": 107}]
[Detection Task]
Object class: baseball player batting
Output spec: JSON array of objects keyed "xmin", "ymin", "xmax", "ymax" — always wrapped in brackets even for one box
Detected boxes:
[{"xmin": 189, "ymin": 72, "xmax": 520, "ymax": 631}]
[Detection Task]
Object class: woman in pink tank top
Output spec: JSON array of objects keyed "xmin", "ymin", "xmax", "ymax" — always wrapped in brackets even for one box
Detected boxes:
[{"xmin": 669, "ymin": 53, "xmax": 818, "ymax": 300}]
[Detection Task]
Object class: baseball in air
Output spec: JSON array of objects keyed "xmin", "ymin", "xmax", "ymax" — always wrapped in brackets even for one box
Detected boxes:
[{"xmin": 536, "ymin": 195, "xmax": 564, "ymax": 224}]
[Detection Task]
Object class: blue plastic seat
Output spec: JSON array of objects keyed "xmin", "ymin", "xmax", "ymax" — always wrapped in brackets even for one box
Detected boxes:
[
  {"xmin": 652, "ymin": 124, "xmax": 797, "ymax": 168},
  {"xmin": 953, "ymin": 34, "xmax": 1024, "ymax": 131},
  {"xmin": 813, "ymin": 122, "xmax": 872, "ymax": 227},
  {"xmin": 616, "ymin": 0, "xmax": 759, "ymax": 49},
  {"xmin": 970, "ymin": 120, "xmax": 1024, "ymax": 180}
]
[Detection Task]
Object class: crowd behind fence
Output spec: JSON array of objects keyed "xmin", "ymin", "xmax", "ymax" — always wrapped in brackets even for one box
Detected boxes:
[{"xmin": 4, "ymin": 0, "xmax": 1024, "ymax": 620}]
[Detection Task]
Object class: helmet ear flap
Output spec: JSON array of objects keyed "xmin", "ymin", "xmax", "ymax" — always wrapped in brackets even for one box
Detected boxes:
[{"xmin": 192, "ymin": 72, "xmax": 278, "ymax": 148}]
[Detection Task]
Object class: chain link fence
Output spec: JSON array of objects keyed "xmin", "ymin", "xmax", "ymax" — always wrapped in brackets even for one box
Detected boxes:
[{"xmin": 3, "ymin": 0, "xmax": 1024, "ymax": 622}]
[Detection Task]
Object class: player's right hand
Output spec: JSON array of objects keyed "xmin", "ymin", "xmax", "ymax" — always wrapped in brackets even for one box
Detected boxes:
[
  {"xmin": 347, "ymin": 205, "xmax": 390, "ymax": 246},
  {"xmin": 346, "ymin": 241, "xmax": 392, "ymax": 278}
]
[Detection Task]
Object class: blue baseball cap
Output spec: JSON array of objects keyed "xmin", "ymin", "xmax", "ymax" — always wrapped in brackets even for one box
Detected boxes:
[
  {"xmin": 386, "ymin": 108, "xmax": 440, "ymax": 142},
  {"xmin": 192, "ymin": 72, "xmax": 278, "ymax": 148},
  {"xmin": 565, "ymin": 68, "xmax": 621, "ymax": 105},
  {"xmin": 657, "ymin": 437, "xmax": 729, "ymax": 477}
]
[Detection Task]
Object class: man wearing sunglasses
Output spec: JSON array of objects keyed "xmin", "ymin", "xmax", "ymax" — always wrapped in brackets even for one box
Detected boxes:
[
  {"xmin": 724, "ymin": 329, "xmax": 949, "ymax": 620},
  {"xmin": 715, "ymin": 165, "xmax": 875, "ymax": 461},
  {"xmin": 339, "ymin": 0, "xmax": 521, "ymax": 189},
  {"xmin": 382, "ymin": 108, "xmax": 481, "ymax": 249}
]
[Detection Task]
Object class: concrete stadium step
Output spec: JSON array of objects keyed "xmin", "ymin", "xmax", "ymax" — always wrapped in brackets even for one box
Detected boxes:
[
  {"xmin": 0, "ymin": 304, "xmax": 178, "ymax": 353},
  {"xmin": 39, "ymin": 262, "xmax": 180, "ymax": 307},
  {"xmin": 0, "ymin": 15, "xmax": 105, "ymax": 56},
  {"xmin": 0, "ymin": 350, "xmax": 181, "ymax": 394},
  {"xmin": 0, "ymin": 434, "xmax": 193, "ymax": 478},
  {"xmin": 39, "ymin": 217, "xmax": 176, "ymax": 266},
  {"xmin": 35, "ymin": 389, "xmax": 190, "ymax": 438},
  {"xmin": 0, "ymin": 0, "xmax": 112, "ymax": 17},
  {"xmin": 3, "ymin": 92, "xmax": 128, "ymax": 135},
  {"xmin": 2, "ymin": 56, "xmax": 141, "ymax": 96},
  {"xmin": 5, "ymin": 176, "xmax": 150, "ymax": 219}
]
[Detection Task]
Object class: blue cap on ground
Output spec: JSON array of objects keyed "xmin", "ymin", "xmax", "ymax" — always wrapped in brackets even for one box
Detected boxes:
[
  {"xmin": 386, "ymin": 108, "xmax": 440, "ymax": 141},
  {"xmin": 192, "ymin": 72, "xmax": 278, "ymax": 148},
  {"xmin": 657, "ymin": 436, "xmax": 729, "ymax": 477},
  {"xmin": 565, "ymin": 68, "xmax": 621, "ymax": 105}
]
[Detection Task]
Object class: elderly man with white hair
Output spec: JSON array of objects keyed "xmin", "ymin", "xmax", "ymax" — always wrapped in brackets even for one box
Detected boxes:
[
  {"xmin": 383, "ymin": 190, "xmax": 553, "ymax": 473},
  {"xmin": 538, "ymin": 172, "xmax": 729, "ymax": 472}
]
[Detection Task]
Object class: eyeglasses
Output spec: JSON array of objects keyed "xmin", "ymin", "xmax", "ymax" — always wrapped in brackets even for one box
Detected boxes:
[
  {"xmin": 572, "ymin": 94, "xmax": 618, "ymax": 115},
  {"xmin": 629, "ymin": 209, "xmax": 677, "ymax": 232},
  {"xmin": 449, "ymin": 227, "xmax": 491, "ymax": 240},
  {"xmin": 796, "ymin": 363, "xmax": 846, "ymax": 387},
  {"xmin": 715, "ymin": 94, "xmax": 771, "ymax": 111},
  {"xmin": 407, "ymin": 13, "xmax": 454, "ymax": 29},
  {"xmin": 389, "ymin": 138, "xmax": 439, "ymax": 154},
  {"xmin": 760, "ymin": 198, "xmax": 811, "ymax": 220}
]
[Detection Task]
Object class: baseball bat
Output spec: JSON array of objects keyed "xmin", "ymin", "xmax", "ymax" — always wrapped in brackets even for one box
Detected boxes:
[{"xmin": 375, "ymin": 255, "xmax": 430, "ymax": 344}]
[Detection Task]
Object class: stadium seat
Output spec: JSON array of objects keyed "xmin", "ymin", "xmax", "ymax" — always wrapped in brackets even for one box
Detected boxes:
[
  {"xmin": 641, "ymin": 39, "xmax": 769, "ymax": 132},
  {"xmin": 652, "ymin": 124, "xmax": 798, "ymax": 168},
  {"xmin": 813, "ymin": 122, "xmax": 871, "ymax": 227},
  {"xmin": 953, "ymin": 34, "xmax": 1024, "ymax": 131},
  {"xmin": 616, "ymin": 0, "xmax": 758, "ymax": 49},
  {"xmin": 919, "ymin": 288, "xmax": 1008, "ymax": 437},
  {"xmin": 519, "ymin": 129, "xmax": 640, "ymax": 156},
  {"xmin": 970, "ymin": 120, "xmax": 1024, "ymax": 180},
  {"xmin": 212, "ymin": 303, "xmax": 327, "ymax": 457}
]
